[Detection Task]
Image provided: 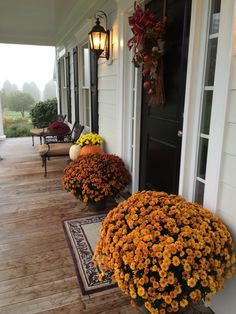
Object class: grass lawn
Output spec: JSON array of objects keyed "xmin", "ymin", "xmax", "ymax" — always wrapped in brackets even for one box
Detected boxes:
[
  {"xmin": 3, "ymin": 110, "xmax": 33, "ymax": 137},
  {"xmin": 4, "ymin": 110, "xmax": 31, "ymax": 120}
]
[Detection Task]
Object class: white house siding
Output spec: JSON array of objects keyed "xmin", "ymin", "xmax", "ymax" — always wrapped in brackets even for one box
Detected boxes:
[
  {"xmin": 211, "ymin": 1, "xmax": 236, "ymax": 313},
  {"xmin": 56, "ymin": 1, "xmax": 122, "ymax": 155},
  {"xmin": 98, "ymin": 12, "xmax": 119, "ymax": 154}
]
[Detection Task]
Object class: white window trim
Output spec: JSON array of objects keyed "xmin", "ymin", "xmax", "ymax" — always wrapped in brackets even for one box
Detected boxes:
[
  {"xmin": 79, "ymin": 41, "xmax": 91, "ymax": 130},
  {"xmin": 178, "ymin": 0, "xmax": 209, "ymax": 201},
  {"xmin": 204, "ymin": 0, "xmax": 235, "ymax": 211},
  {"xmin": 179, "ymin": 0, "xmax": 234, "ymax": 212}
]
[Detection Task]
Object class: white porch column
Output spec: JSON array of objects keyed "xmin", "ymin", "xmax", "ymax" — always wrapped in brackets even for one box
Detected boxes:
[{"xmin": 0, "ymin": 96, "xmax": 6, "ymax": 141}]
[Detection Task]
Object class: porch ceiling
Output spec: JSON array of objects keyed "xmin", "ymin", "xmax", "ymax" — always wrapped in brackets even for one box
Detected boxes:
[{"xmin": 0, "ymin": 0, "xmax": 79, "ymax": 46}]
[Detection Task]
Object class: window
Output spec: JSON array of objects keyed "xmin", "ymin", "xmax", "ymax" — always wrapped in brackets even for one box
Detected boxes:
[
  {"xmin": 80, "ymin": 43, "xmax": 91, "ymax": 128},
  {"xmin": 57, "ymin": 53, "xmax": 71, "ymax": 122},
  {"xmin": 194, "ymin": 0, "xmax": 221, "ymax": 204}
]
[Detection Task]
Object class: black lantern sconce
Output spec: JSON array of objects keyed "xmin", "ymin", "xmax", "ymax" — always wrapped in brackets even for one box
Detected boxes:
[{"xmin": 89, "ymin": 11, "xmax": 110, "ymax": 60}]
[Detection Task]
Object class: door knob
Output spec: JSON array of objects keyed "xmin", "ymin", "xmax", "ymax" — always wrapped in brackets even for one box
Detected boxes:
[{"xmin": 177, "ymin": 130, "xmax": 183, "ymax": 137}]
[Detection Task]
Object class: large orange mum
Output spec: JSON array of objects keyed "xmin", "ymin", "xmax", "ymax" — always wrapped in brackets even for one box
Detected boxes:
[{"xmin": 94, "ymin": 191, "xmax": 235, "ymax": 313}]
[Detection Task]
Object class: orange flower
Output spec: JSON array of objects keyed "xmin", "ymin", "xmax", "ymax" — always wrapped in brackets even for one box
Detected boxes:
[
  {"xmin": 138, "ymin": 286, "xmax": 145, "ymax": 297},
  {"xmin": 172, "ymin": 256, "xmax": 180, "ymax": 266},
  {"xmin": 180, "ymin": 299, "xmax": 188, "ymax": 308}
]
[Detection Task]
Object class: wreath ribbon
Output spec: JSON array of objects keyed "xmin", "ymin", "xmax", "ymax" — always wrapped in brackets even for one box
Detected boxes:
[{"xmin": 128, "ymin": 5, "xmax": 156, "ymax": 50}]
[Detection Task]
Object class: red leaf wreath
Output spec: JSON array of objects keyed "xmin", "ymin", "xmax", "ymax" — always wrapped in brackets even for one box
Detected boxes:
[{"xmin": 128, "ymin": 3, "xmax": 167, "ymax": 106}]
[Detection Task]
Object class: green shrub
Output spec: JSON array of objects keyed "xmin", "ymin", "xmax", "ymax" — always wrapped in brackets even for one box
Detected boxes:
[
  {"xmin": 30, "ymin": 98, "xmax": 57, "ymax": 128},
  {"xmin": 3, "ymin": 111, "xmax": 33, "ymax": 137},
  {"xmin": 4, "ymin": 123, "xmax": 32, "ymax": 137},
  {"xmin": 3, "ymin": 117, "xmax": 14, "ymax": 129}
]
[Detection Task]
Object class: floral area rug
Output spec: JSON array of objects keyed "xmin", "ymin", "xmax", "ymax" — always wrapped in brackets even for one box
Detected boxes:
[{"xmin": 63, "ymin": 214, "xmax": 117, "ymax": 295}]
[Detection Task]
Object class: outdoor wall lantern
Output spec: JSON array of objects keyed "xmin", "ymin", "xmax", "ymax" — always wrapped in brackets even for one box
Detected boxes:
[{"xmin": 89, "ymin": 11, "xmax": 110, "ymax": 60}]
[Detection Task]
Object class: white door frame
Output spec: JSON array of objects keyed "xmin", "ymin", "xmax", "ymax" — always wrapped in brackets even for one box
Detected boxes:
[
  {"xmin": 178, "ymin": 0, "xmax": 210, "ymax": 200},
  {"xmin": 117, "ymin": 2, "xmax": 143, "ymax": 194},
  {"xmin": 179, "ymin": 0, "xmax": 234, "ymax": 212}
]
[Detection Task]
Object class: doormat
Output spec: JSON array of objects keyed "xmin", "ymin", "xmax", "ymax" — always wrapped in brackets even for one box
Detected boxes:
[{"xmin": 63, "ymin": 214, "xmax": 117, "ymax": 295}]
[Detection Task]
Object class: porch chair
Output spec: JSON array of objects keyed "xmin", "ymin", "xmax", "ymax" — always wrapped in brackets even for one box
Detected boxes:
[
  {"xmin": 30, "ymin": 114, "xmax": 66, "ymax": 146},
  {"xmin": 37, "ymin": 122, "xmax": 84, "ymax": 177},
  {"xmin": 43, "ymin": 120, "xmax": 74, "ymax": 144}
]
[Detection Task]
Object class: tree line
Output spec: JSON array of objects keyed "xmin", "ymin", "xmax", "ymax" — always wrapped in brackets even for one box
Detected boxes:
[{"xmin": 0, "ymin": 80, "xmax": 57, "ymax": 117}]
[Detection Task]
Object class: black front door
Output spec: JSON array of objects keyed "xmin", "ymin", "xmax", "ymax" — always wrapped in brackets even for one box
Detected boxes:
[{"xmin": 139, "ymin": 0, "xmax": 192, "ymax": 194}]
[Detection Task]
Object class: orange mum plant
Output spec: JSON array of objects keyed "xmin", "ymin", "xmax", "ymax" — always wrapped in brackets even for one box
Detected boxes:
[
  {"xmin": 94, "ymin": 191, "xmax": 235, "ymax": 313},
  {"xmin": 62, "ymin": 153, "xmax": 131, "ymax": 205}
]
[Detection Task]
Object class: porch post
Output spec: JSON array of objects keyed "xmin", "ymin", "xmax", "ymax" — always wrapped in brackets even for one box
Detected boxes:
[{"xmin": 0, "ymin": 96, "xmax": 6, "ymax": 141}]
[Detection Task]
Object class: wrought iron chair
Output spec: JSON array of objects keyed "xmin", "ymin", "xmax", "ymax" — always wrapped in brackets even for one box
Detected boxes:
[
  {"xmin": 37, "ymin": 122, "xmax": 84, "ymax": 177},
  {"xmin": 30, "ymin": 114, "xmax": 66, "ymax": 146}
]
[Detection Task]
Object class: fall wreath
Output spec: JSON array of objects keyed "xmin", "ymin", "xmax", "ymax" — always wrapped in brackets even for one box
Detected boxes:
[{"xmin": 128, "ymin": 2, "xmax": 167, "ymax": 106}]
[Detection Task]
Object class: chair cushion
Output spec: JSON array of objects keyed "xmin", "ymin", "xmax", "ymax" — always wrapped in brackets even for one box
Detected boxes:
[
  {"xmin": 38, "ymin": 143, "xmax": 72, "ymax": 156},
  {"xmin": 30, "ymin": 128, "xmax": 48, "ymax": 136}
]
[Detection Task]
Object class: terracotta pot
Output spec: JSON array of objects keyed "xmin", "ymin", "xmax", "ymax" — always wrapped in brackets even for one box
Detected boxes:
[{"xmin": 79, "ymin": 145, "xmax": 103, "ymax": 156}]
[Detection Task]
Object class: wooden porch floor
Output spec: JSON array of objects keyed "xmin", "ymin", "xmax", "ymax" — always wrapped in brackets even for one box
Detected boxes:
[{"xmin": 0, "ymin": 137, "xmax": 140, "ymax": 314}]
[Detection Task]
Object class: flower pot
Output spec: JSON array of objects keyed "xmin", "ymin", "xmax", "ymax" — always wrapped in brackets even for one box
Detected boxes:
[
  {"xmin": 80, "ymin": 145, "xmax": 103, "ymax": 156},
  {"xmin": 138, "ymin": 301, "xmax": 211, "ymax": 314},
  {"xmin": 87, "ymin": 199, "xmax": 107, "ymax": 212}
]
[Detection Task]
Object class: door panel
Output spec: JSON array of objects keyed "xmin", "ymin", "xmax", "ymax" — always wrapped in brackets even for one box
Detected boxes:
[
  {"xmin": 146, "ymin": 137, "xmax": 178, "ymax": 192},
  {"xmin": 139, "ymin": 0, "xmax": 192, "ymax": 194}
]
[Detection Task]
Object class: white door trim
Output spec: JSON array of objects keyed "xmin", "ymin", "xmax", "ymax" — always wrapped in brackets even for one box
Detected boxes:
[
  {"xmin": 179, "ymin": 0, "xmax": 210, "ymax": 200},
  {"xmin": 204, "ymin": 0, "xmax": 235, "ymax": 211},
  {"xmin": 179, "ymin": 0, "xmax": 235, "ymax": 212},
  {"xmin": 118, "ymin": 3, "xmax": 142, "ymax": 193}
]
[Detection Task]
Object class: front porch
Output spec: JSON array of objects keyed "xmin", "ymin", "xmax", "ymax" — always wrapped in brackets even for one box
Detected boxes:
[{"xmin": 0, "ymin": 137, "xmax": 139, "ymax": 313}]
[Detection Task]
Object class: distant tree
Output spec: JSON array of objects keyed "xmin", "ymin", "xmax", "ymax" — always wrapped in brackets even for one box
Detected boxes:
[
  {"xmin": 2, "ymin": 80, "xmax": 18, "ymax": 93},
  {"xmin": 11, "ymin": 84, "xmax": 18, "ymax": 92},
  {"xmin": 22, "ymin": 82, "xmax": 41, "ymax": 103},
  {"xmin": 6, "ymin": 91, "xmax": 35, "ymax": 117},
  {"xmin": 2, "ymin": 80, "xmax": 12, "ymax": 93},
  {"xmin": 43, "ymin": 80, "xmax": 56, "ymax": 100},
  {"xmin": 0, "ymin": 90, "xmax": 7, "ymax": 109}
]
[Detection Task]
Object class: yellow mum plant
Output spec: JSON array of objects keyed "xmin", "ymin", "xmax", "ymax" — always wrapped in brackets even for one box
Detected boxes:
[
  {"xmin": 76, "ymin": 133, "xmax": 103, "ymax": 147},
  {"xmin": 94, "ymin": 191, "xmax": 235, "ymax": 313}
]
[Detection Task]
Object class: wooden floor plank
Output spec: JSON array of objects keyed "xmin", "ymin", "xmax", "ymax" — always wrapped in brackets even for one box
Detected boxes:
[
  {"xmin": 0, "ymin": 138, "xmax": 137, "ymax": 313},
  {"xmin": 0, "ymin": 265, "xmax": 76, "ymax": 294},
  {"xmin": 0, "ymin": 248, "xmax": 70, "ymax": 271},
  {"xmin": 0, "ymin": 254, "xmax": 73, "ymax": 281}
]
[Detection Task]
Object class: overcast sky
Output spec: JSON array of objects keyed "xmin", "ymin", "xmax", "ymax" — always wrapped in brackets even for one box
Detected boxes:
[{"xmin": 0, "ymin": 44, "xmax": 56, "ymax": 91}]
